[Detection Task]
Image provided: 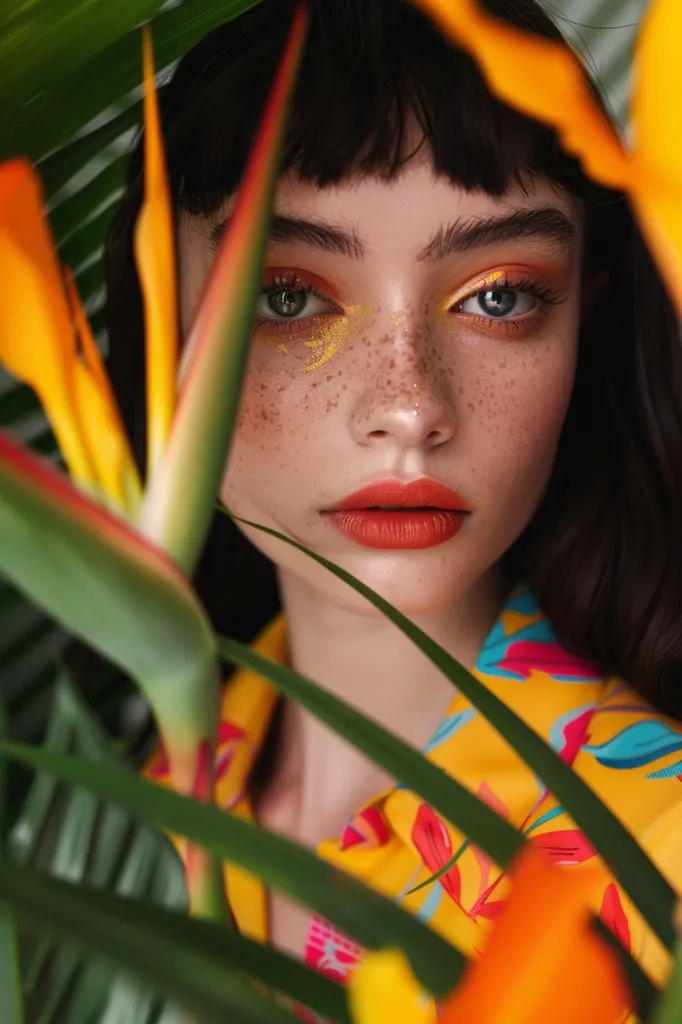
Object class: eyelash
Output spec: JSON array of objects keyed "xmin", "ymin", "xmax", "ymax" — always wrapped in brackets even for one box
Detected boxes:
[
  {"xmin": 255, "ymin": 270, "xmax": 566, "ymax": 335},
  {"xmin": 447, "ymin": 273, "xmax": 566, "ymax": 335},
  {"xmin": 465, "ymin": 274, "xmax": 564, "ymax": 307},
  {"xmin": 255, "ymin": 272, "xmax": 334, "ymax": 333}
]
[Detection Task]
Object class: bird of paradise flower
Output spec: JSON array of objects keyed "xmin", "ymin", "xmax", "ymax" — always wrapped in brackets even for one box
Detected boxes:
[{"xmin": 0, "ymin": 8, "xmax": 307, "ymax": 915}]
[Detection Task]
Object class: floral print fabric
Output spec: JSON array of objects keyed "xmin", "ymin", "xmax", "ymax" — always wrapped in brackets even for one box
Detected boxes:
[{"xmin": 145, "ymin": 584, "xmax": 682, "ymax": 992}]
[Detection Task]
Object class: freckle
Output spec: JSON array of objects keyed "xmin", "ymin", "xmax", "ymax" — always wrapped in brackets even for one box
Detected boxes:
[
  {"xmin": 326, "ymin": 375, "xmax": 333, "ymax": 382},
  {"xmin": 260, "ymin": 383, "xmax": 269, "ymax": 391},
  {"xmin": 312, "ymin": 382, "xmax": 318, "ymax": 388}
]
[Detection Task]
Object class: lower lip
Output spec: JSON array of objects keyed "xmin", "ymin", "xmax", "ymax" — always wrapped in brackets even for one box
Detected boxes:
[{"xmin": 325, "ymin": 509, "xmax": 467, "ymax": 549}]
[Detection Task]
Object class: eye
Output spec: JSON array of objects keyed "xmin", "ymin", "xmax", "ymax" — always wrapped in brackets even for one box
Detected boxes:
[
  {"xmin": 457, "ymin": 286, "xmax": 538, "ymax": 320},
  {"xmin": 256, "ymin": 282, "xmax": 337, "ymax": 322},
  {"xmin": 450, "ymin": 273, "xmax": 565, "ymax": 326}
]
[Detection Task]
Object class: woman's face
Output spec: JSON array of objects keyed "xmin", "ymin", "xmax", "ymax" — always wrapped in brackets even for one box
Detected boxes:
[{"xmin": 179, "ymin": 156, "xmax": 583, "ymax": 617}]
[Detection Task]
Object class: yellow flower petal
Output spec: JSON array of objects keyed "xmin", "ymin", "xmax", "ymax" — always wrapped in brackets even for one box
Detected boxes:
[
  {"xmin": 348, "ymin": 949, "xmax": 437, "ymax": 1024},
  {"xmin": 134, "ymin": 26, "xmax": 178, "ymax": 480},
  {"xmin": 0, "ymin": 159, "xmax": 97, "ymax": 489},
  {"xmin": 410, "ymin": 0, "xmax": 632, "ymax": 190},
  {"xmin": 64, "ymin": 269, "xmax": 142, "ymax": 513}
]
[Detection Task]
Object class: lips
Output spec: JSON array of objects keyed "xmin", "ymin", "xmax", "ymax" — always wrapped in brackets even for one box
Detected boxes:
[{"xmin": 322, "ymin": 478, "xmax": 470, "ymax": 550}]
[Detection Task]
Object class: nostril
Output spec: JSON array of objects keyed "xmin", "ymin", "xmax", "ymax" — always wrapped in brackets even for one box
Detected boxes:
[{"xmin": 368, "ymin": 429, "xmax": 390, "ymax": 439}]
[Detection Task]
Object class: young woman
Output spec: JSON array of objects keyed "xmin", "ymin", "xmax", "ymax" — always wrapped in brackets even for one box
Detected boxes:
[{"xmin": 106, "ymin": 0, "xmax": 682, "ymax": 995}]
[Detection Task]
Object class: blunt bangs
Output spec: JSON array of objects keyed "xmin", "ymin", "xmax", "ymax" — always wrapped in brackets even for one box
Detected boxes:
[{"xmin": 157, "ymin": 0, "xmax": 596, "ymax": 217}]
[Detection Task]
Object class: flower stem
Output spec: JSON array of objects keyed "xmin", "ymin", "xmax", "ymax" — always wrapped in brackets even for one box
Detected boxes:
[{"xmin": 149, "ymin": 662, "xmax": 230, "ymax": 924}]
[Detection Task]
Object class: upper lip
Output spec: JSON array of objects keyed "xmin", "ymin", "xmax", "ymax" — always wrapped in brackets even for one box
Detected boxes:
[{"xmin": 328, "ymin": 478, "xmax": 470, "ymax": 512}]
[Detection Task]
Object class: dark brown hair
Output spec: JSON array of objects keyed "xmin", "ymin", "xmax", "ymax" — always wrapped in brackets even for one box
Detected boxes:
[{"xmin": 105, "ymin": 0, "xmax": 682, "ymax": 715}]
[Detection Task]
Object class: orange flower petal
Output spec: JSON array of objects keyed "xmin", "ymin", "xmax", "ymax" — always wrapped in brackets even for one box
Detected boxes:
[
  {"xmin": 439, "ymin": 847, "xmax": 629, "ymax": 1024},
  {"xmin": 64, "ymin": 269, "xmax": 142, "ymax": 512},
  {"xmin": 410, "ymin": 0, "xmax": 632, "ymax": 190},
  {"xmin": 631, "ymin": 0, "xmax": 682, "ymax": 188},
  {"xmin": 0, "ymin": 160, "xmax": 97, "ymax": 489},
  {"xmin": 348, "ymin": 949, "xmax": 437, "ymax": 1024},
  {"xmin": 133, "ymin": 26, "xmax": 178, "ymax": 480},
  {"xmin": 629, "ymin": 0, "xmax": 682, "ymax": 316}
]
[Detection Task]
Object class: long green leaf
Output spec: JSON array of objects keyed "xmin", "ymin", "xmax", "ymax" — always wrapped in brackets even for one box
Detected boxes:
[
  {"xmin": 0, "ymin": 909, "xmax": 24, "ymax": 1024},
  {"xmin": 9, "ymin": 669, "xmax": 186, "ymax": 1024},
  {"xmin": 652, "ymin": 936, "xmax": 682, "ymax": 1024},
  {"xmin": 0, "ymin": 0, "xmax": 264, "ymax": 162},
  {"xmin": 0, "ymin": 432, "xmax": 217, "ymax": 747},
  {"xmin": 140, "ymin": 3, "xmax": 307, "ymax": 574},
  {"xmin": 0, "ymin": 741, "xmax": 466, "ymax": 998},
  {"xmin": 0, "ymin": 693, "xmax": 25, "ymax": 1024},
  {"xmin": 0, "ymin": 0, "xmax": 165, "ymax": 127},
  {"xmin": 39, "ymin": 101, "xmax": 142, "ymax": 199},
  {"xmin": 50, "ymin": 156, "xmax": 128, "ymax": 249},
  {"xmin": 229, "ymin": 513, "xmax": 677, "ymax": 952},
  {"xmin": 4, "ymin": 858, "xmax": 351, "ymax": 1024},
  {"xmin": 219, "ymin": 636, "xmax": 522, "ymax": 869},
  {"xmin": 592, "ymin": 920, "xmax": 658, "ymax": 1022},
  {"xmin": 0, "ymin": 860, "xmax": 299, "ymax": 1024}
]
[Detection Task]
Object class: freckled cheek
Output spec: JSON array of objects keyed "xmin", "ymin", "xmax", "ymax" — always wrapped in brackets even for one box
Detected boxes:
[
  {"xmin": 219, "ymin": 347, "xmax": 337, "ymax": 511},
  {"xmin": 469, "ymin": 346, "xmax": 577, "ymax": 505}
]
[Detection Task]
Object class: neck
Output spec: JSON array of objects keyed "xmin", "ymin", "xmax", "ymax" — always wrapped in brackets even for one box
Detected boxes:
[{"xmin": 257, "ymin": 566, "xmax": 506, "ymax": 845}]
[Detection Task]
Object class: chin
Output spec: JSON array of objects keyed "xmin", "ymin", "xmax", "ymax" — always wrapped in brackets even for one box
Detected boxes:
[{"xmin": 299, "ymin": 546, "xmax": 481, "ymax": 620}]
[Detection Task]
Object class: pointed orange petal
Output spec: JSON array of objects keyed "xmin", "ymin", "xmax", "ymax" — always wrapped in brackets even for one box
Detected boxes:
[
  {"xmin": 410, "ymin": 0, "xmax": 632, "ymax": 190},
  {"xmin": 133, "ymin": 26, "xmax": 178, "ymax": 480},
  {"xmin": 64, "ymin": 269, "xmax": 142, "ymax": 512},
  {"xmin": 631, "ymin": 0, "xmax": 682, "ymax": 187},
  {"xmin": 348, "ymin": 950, "xmax": 437, "ymax": 1024},
  {"xmin": 140, "ymin": 4, "xmax": 307, "ymax": 570},
  {"xmin": 440, "ymin": 847, "xmax": 629, "ymax": 1024},
  {"xmin": 629, "ymin": 0, "xmax": 682, "ymax": 317},
  {"xmin": 0, "ymin": 160, "xmax": 97, "ymax": 488}
]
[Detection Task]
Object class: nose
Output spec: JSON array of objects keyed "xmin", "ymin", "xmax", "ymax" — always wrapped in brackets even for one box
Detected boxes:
[{"xmin": 349, "ymin": 316, "xmax": 456, "ymax": 451}]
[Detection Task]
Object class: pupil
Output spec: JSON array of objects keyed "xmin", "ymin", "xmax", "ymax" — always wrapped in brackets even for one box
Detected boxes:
[
  {"xmin": 269, "ymin": 287, "xmax": 306, "ymax": 318},
  {"xmin": 478, "ymin": 288, "xmax": 516, "ymax": 317}
]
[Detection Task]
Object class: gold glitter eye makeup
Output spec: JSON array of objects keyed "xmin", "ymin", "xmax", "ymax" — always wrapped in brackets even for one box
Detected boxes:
[
  {"xmin": 255, "ymin": 269, "xmax": 357, "ymax": 371},
  {"xmin": 437, "ymin": 268, "xmax": 567, "ymax": 336}
]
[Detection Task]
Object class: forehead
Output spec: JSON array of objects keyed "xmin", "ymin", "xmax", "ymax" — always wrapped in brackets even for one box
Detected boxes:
[
  {"xmin": 197, "ymin": 153, "xmax": 582, "ymax": 263},
  {"xmin": 279, "ymin": 167, "xmax": 577, "ymax": 245}
]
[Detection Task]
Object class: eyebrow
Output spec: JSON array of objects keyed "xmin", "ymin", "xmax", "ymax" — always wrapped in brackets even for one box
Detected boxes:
[
  {"xmin": 211, "ymin": 214, "xmax": 366, "ymax": 259},
  {"xmin": 210, "ymin": 206, "xmax": 575, "ymax": 262},
  {"xmin": 416, "ymin": 208, "xmax": 575, "ymax": 263}
]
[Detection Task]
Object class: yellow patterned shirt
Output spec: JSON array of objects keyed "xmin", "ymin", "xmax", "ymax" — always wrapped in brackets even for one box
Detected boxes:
[{"xmin": 145, "ymin": 584, "xmax": 682, "ymax": 1000}]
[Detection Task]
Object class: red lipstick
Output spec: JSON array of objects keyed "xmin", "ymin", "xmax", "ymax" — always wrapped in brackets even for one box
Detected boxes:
[{"xmin": 323, "ymin": 479, "xmax": 470, "ymax": 549}]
